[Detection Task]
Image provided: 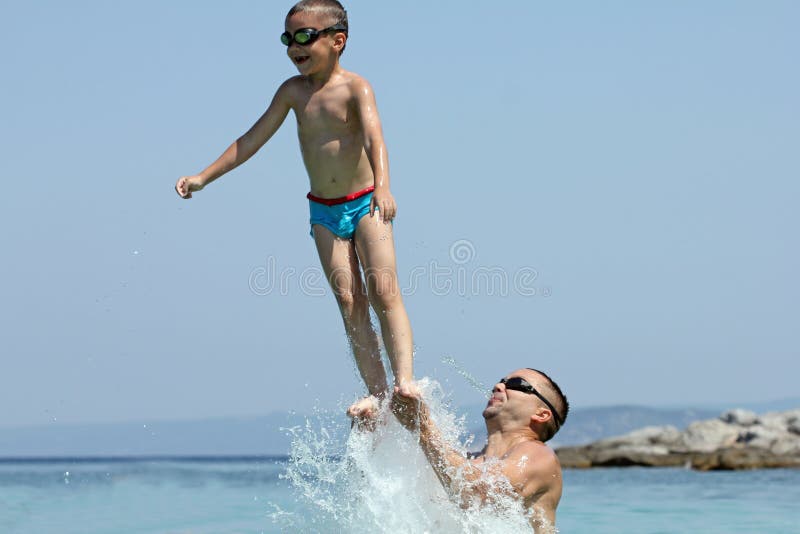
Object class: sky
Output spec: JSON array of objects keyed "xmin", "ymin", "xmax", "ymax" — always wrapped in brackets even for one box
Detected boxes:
[{"xmin": 1, "ymin": 1, "xmax": 798, "ymax": 427}]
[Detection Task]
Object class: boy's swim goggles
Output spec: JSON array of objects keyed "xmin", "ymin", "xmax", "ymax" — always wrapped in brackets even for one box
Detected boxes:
[{"xmin": 281, "ymin": 24, "xmax": 348, "ymax": 46}]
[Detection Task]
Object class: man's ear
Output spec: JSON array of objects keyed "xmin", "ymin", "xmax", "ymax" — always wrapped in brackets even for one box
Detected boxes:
[{"xmin": 530, "ymin": 408, "xmax": 553, "ymax": 427}]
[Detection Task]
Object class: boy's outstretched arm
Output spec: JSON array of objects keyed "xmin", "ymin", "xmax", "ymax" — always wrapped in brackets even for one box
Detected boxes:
[
  {"xmin": 353, "ymin": 78, "xmax": 395, "ymax": 221},
  {"xmin": 176, "ymin": 81, "xmax": 293, "ymax": 198}
]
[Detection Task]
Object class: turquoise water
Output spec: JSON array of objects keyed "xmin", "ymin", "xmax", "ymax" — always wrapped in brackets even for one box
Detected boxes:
[
  {"xmin": 2, "ymin": 459, "xmax": 799, "ymax": 533},
  {"xmin": 560, "ymin": 467, "xmax": 800, "ymax": 533}
]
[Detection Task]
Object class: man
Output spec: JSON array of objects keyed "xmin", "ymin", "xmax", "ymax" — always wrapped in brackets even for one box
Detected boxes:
[{"xmin": 391, "ymin": 368, "xmax": 569, "ymax": 532}]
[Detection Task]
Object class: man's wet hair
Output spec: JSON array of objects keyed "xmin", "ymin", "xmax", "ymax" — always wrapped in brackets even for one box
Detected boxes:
[
  {"xmin": 527, "ymin": 368, "xmax": 569, "ymax": 441},
  {"xmin": 287, "ymin": 0, "xmax": 349, "ymax": 55}
]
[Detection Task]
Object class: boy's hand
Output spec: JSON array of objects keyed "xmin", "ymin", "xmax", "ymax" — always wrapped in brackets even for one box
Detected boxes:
[
  {"xmin": 175, "ymin": 175, "xmax": 205, "ymax": 199},
  {"xmin": 370, "ymin": 189, "xmax": 397, "ymax": 222}
]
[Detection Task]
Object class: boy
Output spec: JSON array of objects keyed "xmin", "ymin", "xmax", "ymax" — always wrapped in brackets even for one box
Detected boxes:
[{"xmin": 175, "ymin": 0, "xmax": 416, "ymax": 417}]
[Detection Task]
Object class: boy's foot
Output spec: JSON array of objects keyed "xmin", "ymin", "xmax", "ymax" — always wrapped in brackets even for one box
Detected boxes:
[
  {"xmin": 347, "ymin": 395, "xmax": 380, "ymax": 432},
  {"xmin": 347, "ymin": 395, "xmax": 379, "ymax": 419}
]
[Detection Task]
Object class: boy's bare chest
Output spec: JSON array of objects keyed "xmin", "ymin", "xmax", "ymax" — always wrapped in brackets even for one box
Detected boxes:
[{"xmin": 294, "ymin": 89, "xmax": 355, "ymax": 134}]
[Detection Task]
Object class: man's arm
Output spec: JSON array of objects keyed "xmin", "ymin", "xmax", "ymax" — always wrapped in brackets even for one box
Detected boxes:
[
  {"xmin": 352, "ymin": 77, "xmax": 396, "ymax": 220},
  {"xmin": 391, "ymin": 392, "xmax": 559, "ymax": 514},
  {"xmin": 391, "ymin": 393, "xmax": 508, "ymax": 505},
  {"xmin": 175, "ymin": 80, "xmax": 293, "ymax": 198}
]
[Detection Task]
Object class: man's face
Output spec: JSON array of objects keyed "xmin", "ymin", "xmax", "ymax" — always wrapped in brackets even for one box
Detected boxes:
[
  {"xmin": 483, "ymin": 369, "xmax": 543, "ymax": 420},
  {"xmin": 284, "ymin": 12, "xmax": 342, "ymax": 75}
]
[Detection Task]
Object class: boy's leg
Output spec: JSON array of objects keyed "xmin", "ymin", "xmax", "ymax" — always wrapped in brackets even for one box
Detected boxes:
[
  {"xmin": 353, "ymin": 215, "xmax": 415, "ymax": 392},
  {"xmin": 312, "ymin": 224, "xmax": 388, "ymax": 411}
]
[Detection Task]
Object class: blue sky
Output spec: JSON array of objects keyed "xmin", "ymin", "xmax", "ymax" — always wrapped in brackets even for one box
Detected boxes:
[{"xmin": 1, "ymin": 1, "xmax": 797, "ymax": 427}]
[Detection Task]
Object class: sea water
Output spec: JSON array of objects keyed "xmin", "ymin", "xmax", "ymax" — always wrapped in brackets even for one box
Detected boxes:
[
  {"xmin": 276, "ymin": 378, "xmax": 538, "ymax": 532},
  {"xmin": 2, "ymin": 380, "xmax": 800, "ymax": 534},
  {"xmin": 3, "ymin": 460, "xmax": 799, "ymax": 533}
]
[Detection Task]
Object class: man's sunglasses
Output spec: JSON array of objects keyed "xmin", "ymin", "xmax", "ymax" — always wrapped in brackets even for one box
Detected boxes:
[
  {"xmin": 280, "ymin": 24, "xmax": 347, "ymax": 47},
  {"xmin": 499, "ymin": 377, "xmax": 563, "ymax": 428}
]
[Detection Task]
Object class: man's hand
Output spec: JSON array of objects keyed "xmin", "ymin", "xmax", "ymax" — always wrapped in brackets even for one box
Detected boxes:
[
  {"xmin": 175, "ymin": 175, "xmax": 205, "ymax": 199},
  {"xmin": 391, "ymin": 386, "xmax": 423, "ymax": 431},
  {"xmin": 370, "ymin": 188, "xmax": 397, "ymax": 222}
]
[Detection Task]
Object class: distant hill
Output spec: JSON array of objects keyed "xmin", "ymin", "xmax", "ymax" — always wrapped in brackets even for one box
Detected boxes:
[
  {"xmin": 462, "ymin": 398, "xmax": 800, "ymax": 449},
  {"xmin": 462, "ymin": 405, "xmax": 722, "ymax": 449},
  {"xmin": 687, "ymin": 397, "xmax": 800, "ymax": 414},
  {"xmin": 1, "ymin": 399, "xmax": 798, "ymax": 458},
  {"xmin": 0, "ymin": 412, "xmax": 303, "ymax": 458}
]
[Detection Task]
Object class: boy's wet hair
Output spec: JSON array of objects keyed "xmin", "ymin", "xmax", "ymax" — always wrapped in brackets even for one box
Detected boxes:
[
  {"xmin": 287, "ymin": 0, "xmax": 349, "ymax": 55},
  {"xmin": 527, "ymin": 368, "xmax": 570, "ymax": 441}
]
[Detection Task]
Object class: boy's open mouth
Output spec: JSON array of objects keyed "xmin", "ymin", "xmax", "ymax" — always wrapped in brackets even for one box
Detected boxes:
[{"xmin": 293, "ymin": 55, "xmax": 310, "ymax": 65}]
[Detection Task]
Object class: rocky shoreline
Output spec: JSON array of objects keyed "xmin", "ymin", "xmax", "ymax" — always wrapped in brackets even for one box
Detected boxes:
[{"xmin": 556, "ymin": 409, "xmax": 800, "ymax": 470}]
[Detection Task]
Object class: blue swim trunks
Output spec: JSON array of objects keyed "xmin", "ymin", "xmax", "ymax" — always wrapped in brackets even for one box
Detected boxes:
[{"xmin": 308, "ymin": 186, "xmax": 375, "ymax": 239}]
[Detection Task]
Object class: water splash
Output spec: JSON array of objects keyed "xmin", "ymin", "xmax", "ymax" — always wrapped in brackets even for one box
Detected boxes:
[
  {"xmin": 441, "ymin": 355, "xmax": 491, "ymax": 399},
  {"xmin": 275, "ymin": 378, "xmax": 543, "ymax": 532}
]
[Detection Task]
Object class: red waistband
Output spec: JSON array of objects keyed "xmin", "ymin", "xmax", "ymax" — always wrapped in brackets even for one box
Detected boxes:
[{"xmin": 306, "ymin": 186, "xmax": 375, "ymax": 206}]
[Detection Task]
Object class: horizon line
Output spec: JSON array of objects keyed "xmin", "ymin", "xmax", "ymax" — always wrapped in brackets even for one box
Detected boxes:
[{"xmin": 3, "ymin": 398, "xmax": 798, "ymax": 430}]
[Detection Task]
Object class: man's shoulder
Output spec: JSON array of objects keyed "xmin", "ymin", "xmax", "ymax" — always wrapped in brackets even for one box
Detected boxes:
[
  {"xmin": 508, "ymin": 440, "xmax": 561, "ymax": 473},
  {"xmin": 507, "ymin": 440, "xmax": 562, "ymax": 508}
]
